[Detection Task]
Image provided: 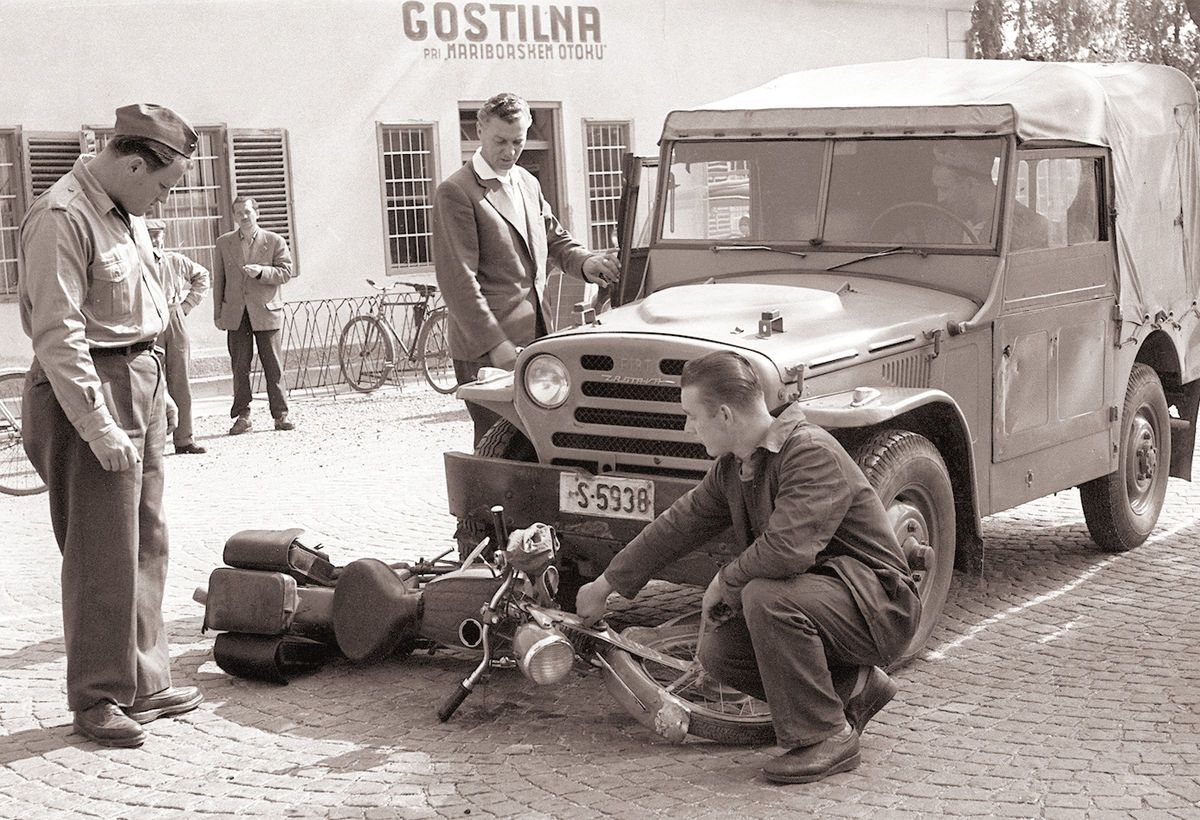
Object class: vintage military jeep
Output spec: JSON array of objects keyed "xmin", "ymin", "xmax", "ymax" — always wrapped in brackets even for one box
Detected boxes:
[{"xmin": 443, "ymin": 58, "xmax": 1200, "ymax": 659}]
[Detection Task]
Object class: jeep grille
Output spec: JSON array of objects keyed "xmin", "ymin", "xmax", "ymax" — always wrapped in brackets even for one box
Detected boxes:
[{"xmin": 529, "ymin": 339, "xmax": 717, "ymax": 479}]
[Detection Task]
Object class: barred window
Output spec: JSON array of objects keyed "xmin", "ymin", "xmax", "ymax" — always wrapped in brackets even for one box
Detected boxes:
[
  {"xmin": 89, "ymin": 126, "xmax": 230, "ymax": 271},
  {"xmin": 378, "ymin": 124, "xmax": 437, "ymax": 271},
  {"xmin": 0, "ymin": 131, "xmax": 21, "ymax": 296},
  {"xmin": 584, "ymin": 121, "xmax": 630, "ymax": 250}
]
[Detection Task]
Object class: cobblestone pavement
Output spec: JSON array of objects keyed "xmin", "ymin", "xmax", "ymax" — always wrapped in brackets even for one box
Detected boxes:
[{"xmin": 2, "ymin": 385, "xmax": 1199, "ymax": 819}]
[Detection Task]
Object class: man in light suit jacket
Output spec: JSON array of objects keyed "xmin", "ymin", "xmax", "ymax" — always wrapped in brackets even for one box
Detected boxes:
[
  {"xmin": 212, "ymin": 196, "xmax": 297, "ymax": 434},
  {"xmin": 433, "ymin": 92, "xmax": 620, "ymax": 445}
]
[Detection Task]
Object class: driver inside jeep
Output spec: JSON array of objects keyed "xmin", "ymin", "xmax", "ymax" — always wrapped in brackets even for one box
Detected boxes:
[
  {"xmin": 576, "ymin": 350, "xmax": 921, "ymax": 785},
  {"xmin": 869, "ymin": 140, "xmax": 1050, "ymax": 250}
]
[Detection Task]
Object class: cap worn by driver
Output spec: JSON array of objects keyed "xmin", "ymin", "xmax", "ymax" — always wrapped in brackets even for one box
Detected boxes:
[
  {"xmin": 932, "ymin": 141, "xmax": 995, "ymax": 181},
  {"xmin": 113, "ymin": 103, "xmax": 199, "ymax": 157}
]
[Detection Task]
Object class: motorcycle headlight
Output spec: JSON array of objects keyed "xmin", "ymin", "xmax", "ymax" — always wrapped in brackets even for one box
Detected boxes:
[
  {"xmin": 512, "ymin": 622, "xmax": 575, "ymax": 685},
  {"xmin": 524, "ymin": 355, "xmax": 570, "ymax": 409}
]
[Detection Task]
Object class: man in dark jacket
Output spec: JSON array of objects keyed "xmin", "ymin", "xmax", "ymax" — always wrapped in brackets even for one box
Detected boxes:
[{"xmin": 576, "ymin": 351, "xmax": 921, "ymax": 783}]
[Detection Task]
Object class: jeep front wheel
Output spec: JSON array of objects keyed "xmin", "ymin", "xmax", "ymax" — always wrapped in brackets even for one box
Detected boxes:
[
  {"xmin": 853, "ymin": 429, "xmax": 956, "ymax": 665},
  {"xmin": 1079, "ymin": 363, "xmax": 1169, "ymax": 552}
]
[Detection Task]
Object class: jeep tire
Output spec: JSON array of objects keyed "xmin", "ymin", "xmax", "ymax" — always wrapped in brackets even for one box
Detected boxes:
[
  {"xmin": 853, "ymin": 429, "xmax": 956, "ymax": 666},
  {"xmin": 1079, "ymin": 363, "xmax": 1170, "ymax": 552}
]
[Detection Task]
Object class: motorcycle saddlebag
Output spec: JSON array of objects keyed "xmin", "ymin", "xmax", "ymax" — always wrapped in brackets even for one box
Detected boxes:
[
  {"xmin": 212, "ymin": 632, "xmax": 330, "ymax": 684},
  {"xmin": 203, "ymin": 568, "xmax": 298, "ymax": 635},
  {"xmin": 222, "ymin": 528, "xmax": 337, "ymax": 587}
]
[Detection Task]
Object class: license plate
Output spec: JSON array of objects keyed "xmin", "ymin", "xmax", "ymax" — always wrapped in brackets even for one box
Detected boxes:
[{"xmin": 559, "ymin": 473, "xmax": 655, "ymax": 522}]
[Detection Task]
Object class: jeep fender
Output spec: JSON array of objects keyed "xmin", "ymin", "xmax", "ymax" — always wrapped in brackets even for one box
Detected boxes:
[
  {"xmin": 454, "ymin": 371, "xmax": 526, "ymax": 436},
  {"xmin": 798, "ymin": 386, "xmax": 983, "ymax": 558}
]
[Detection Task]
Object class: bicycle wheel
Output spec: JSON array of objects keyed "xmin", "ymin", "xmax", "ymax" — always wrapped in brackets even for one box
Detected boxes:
[
  {"xmin": 338, "ymin": 316, "xmax": 396, "ymax": 393},
  {"xmin": 416, "ymin": 307, "xmax": 458, "ymax": 394},
  {"xmin": 600, "ymin": 623, "xmax": 775, "ymax": 745},
  {"xmin": 0, "ymin": 371, "xmax": 46, "ymax": 496}
]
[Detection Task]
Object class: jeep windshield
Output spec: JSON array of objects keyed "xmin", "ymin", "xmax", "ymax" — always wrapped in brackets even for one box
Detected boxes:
[{"xmin": 658, "ymin": 136, "xmax": 1006, "ymax": 251}]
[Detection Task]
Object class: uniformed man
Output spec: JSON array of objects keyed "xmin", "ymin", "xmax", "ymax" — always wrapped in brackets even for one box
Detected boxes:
[
  {"xmin": 19, "ymin": 104, "xmax": 205, "ymax": 748},
  {"xmin": 147, "ymin": 219, "xmax": 210, "ymax": 455}
]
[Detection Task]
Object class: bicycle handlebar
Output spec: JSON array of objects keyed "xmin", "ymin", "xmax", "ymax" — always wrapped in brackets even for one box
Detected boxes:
[{"xmin": 365, "ymin": 278, "xmax": 439, "ymax": 298}]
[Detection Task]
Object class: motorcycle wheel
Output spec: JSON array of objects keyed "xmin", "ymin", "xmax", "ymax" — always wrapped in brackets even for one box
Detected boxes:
[{"xmin": 600, "ymin": 623, "xmax": 774, "ymax": 746}]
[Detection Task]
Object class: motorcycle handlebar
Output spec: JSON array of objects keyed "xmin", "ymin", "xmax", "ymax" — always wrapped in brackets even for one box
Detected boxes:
[{"xmin": 437, "ymin": 683, "xmax": 472, "ymax": 722}]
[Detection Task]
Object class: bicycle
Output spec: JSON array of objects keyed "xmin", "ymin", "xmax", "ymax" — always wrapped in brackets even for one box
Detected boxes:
[
  {"xmin": 0, "ymin": 369, "xmax": 47, "ymax": 496},
  {"xmin": 337, "ymin": 278, "xmax": 457, "ymax": 394}
]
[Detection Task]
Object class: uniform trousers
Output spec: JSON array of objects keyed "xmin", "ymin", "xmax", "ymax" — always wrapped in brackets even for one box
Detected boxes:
[
  {"xmin": 159, "ymin": 304, "xmax": 195, "ymax": 447},
  {"xmin": 698, "ymin": 570, "xmax": 888, "ymax": 750},
  {"xmin": 22, "ymin": 351, "xmax": 172, "ymax": 712},
  {"xmin": 227, "ymin": 309, "xmax": 287, "ymax": 420}
]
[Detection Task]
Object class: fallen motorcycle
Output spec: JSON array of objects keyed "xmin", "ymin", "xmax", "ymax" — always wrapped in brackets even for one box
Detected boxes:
[{"xmin": 330, "ymin": 506, "xmax": 776, "ymax": 745}]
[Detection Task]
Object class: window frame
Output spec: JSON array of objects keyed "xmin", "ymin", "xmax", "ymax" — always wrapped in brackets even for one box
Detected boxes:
[
  {"xmin": 0, "ymin": 127, "xmax": 26, "ymax": 298},
  {"xmin": 582, "ymin": 119, "xmax": 632, "ymax": 251},
  {"xmin": 376, "ymin": 121, "xmax": 440, "ymax": 275}
]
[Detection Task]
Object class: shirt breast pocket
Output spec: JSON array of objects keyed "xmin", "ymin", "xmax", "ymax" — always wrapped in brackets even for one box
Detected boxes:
[{"xmin": 88, "ymin": 251, "xmax": 135, "ymax": 322}]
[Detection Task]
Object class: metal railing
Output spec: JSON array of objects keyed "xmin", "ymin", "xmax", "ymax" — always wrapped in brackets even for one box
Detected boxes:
[{"xmin": 250, "ymin": 292, "xmax": 443, "ymax": 395}]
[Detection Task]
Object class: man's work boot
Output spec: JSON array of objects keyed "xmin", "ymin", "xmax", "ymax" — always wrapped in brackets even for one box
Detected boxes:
[
  {"xmin": 229, "ymin": 415, "xmax": 252, "ymax": 435},
  {"xmin": 124, "ymin": 686, "xmax": 204, "ymax": 724},
  {"xmin": 175, "ymin": 442, "xmax": 207, "ymax": 455},
  {"xmin": 762, "ymin": 723, "xmax": 860, "ymax": 784},
  {"xmin": 73, "ymin": 702, "xmax": 146, "ymax": 748},
  {"xmin": 274, "ymin": 415, "xmax": 295, "ymax": 431},
  {"xmin": 844, "ymin": 666, "xmax": 899, "ymax": 735}
]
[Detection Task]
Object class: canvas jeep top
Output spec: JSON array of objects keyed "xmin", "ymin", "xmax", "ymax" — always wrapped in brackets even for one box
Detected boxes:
[{"xmin": 443, "ymin": 58, "xmax": 1200, "ymax": 659}]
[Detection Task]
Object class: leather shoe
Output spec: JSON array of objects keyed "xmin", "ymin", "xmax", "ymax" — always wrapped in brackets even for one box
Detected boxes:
[
  {"xmin": 229, "ymin": 416, "xmax": 252, "ymax": 435},
  {"xmin": 845, "ymin": 666, "xmax": 898, "ymax": 735},
  {"xmin": 175, "ymin": 442, "xmax": 207, "ymax": 455},
  {"xmin": 274, "ymin": 416, "xmax": 295, "ymax": 431},
  {"xmin": 73, "ymin": 702, "xmax": 146, "ymax": 748},
  {"xmin": 762, "ymin": 725, "xmax": 860, "ymax": 784},
  {"xmin": 124, "ymin": 686, "xmax": 204, "ymax": 724}
]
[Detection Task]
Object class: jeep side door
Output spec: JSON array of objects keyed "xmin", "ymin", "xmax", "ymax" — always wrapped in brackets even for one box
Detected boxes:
[{"xmin": 990, "ymin": 148, "xmax": 1117, "ymax": 512}]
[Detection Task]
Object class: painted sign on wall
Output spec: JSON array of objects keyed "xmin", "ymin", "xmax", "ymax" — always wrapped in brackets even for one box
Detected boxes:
[{"xmin": 402, "ymin": 2, "xmax": 606, "ymax": 61}]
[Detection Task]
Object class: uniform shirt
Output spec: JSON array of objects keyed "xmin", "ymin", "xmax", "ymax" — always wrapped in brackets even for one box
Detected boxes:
[
  {"xmin": 604, "ymin": 403, "xmax": 920, "ymax": 651},
  {"xmin": 157, "ymin": 249, "xmax": 210, "ymax": 312},
  {"xmin": 18, "ymin": 155, "xmax": 167, "ymax": 442}
]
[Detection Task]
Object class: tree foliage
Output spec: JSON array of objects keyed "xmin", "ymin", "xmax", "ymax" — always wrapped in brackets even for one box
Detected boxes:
[{"xmin": 970, "ymin": 0, "xmax": 1200, "ymax": 85}]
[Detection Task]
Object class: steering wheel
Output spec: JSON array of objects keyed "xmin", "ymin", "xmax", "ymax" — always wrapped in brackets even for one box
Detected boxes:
[{"xmin": 868, "ymin": 201, "xmax": 981, "ymax": 245}]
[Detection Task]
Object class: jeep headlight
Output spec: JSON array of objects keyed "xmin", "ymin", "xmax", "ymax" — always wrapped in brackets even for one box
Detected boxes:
[{"xmin": 525, "ymin": 354, "xmax": 570, "ymax": 408}]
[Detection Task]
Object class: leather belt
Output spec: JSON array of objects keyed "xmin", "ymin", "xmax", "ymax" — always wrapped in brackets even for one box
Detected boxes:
[{"xmin": 89, "ymin": 340, "xmax": 156, "ymax": 358}]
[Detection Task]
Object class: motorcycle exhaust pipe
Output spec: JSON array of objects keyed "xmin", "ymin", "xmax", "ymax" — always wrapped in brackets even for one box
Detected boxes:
[{"xmin": 458, "ymin": 618, "xmax": 483, "ymax": 649}]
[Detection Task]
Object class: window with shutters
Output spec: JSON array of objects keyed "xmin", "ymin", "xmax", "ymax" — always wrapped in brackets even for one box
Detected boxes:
[
  {"xmin": 87, "ymin": 126, "xmax": 230, "ymax": 271},
  {"xmin": 0, "ymin": 130, "xmax": 23, "ymax": 296},
  {"xmin": 23, "ymin": 132, "xmax": 81, "ymax": 202},
  {"xmin": 377, "ymin": 123, "xmax": 437, "ymax": 271},
  {"xmin": 584, "ymin": 121, "xmax": 630, "ymax": 251},
  {"xmin": 230, "ymin": 129, "xmax": 297, "ymax": 263}
]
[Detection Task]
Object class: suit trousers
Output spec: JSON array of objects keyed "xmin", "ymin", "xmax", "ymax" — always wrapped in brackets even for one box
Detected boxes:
[
  {"xmin": 22, "ymin": 351, "xmax": 172, "ymax": 712},
  {"xmin": 158, "ymin": 304, "xmax": 195, "ymax": 446},
  {"xmin": 227, "ymin": 309, "xmax": 288, "ymax": 420},
  {"xmin": 698, "ymin": 570, "xmax": 888, "ymax": 750}
]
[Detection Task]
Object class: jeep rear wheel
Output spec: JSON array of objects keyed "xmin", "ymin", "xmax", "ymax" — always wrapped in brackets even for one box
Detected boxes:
[
  {"xmin": 1079, "ymin": 363, "xmax": 1169, "ymax": 552},
  {"xmin": 853, "ymin": 429, "xmax": 956, "ymax": 666},
  {"xmin": 455, "ymin": 420, "xmax": 537, "ymax": 562}
]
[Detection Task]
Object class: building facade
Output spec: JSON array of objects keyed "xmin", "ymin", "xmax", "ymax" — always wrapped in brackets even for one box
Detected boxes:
[{"xmin": 0, "ymin": 0, "xmax": 973, "ymax": 370}]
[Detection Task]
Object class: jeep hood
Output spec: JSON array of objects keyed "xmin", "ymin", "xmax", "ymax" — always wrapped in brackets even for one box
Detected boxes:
[{"xmin": 564, "ymin": 279, "xmax": 978, "ymax": 371}]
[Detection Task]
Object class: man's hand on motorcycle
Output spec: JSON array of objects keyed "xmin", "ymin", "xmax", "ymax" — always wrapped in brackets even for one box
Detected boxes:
[{"xmin": 575, "ymin": 574, "xmax": 614, "ymax": 626}]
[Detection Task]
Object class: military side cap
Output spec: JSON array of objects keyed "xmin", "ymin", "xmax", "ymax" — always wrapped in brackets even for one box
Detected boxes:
[
  {"xmin": 113, "ymin": 103, "xmax": 198, "ymax": 157},
  {"xmin": 145, "ymin": 218, "xmax": 167, "ymax": 232}
]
